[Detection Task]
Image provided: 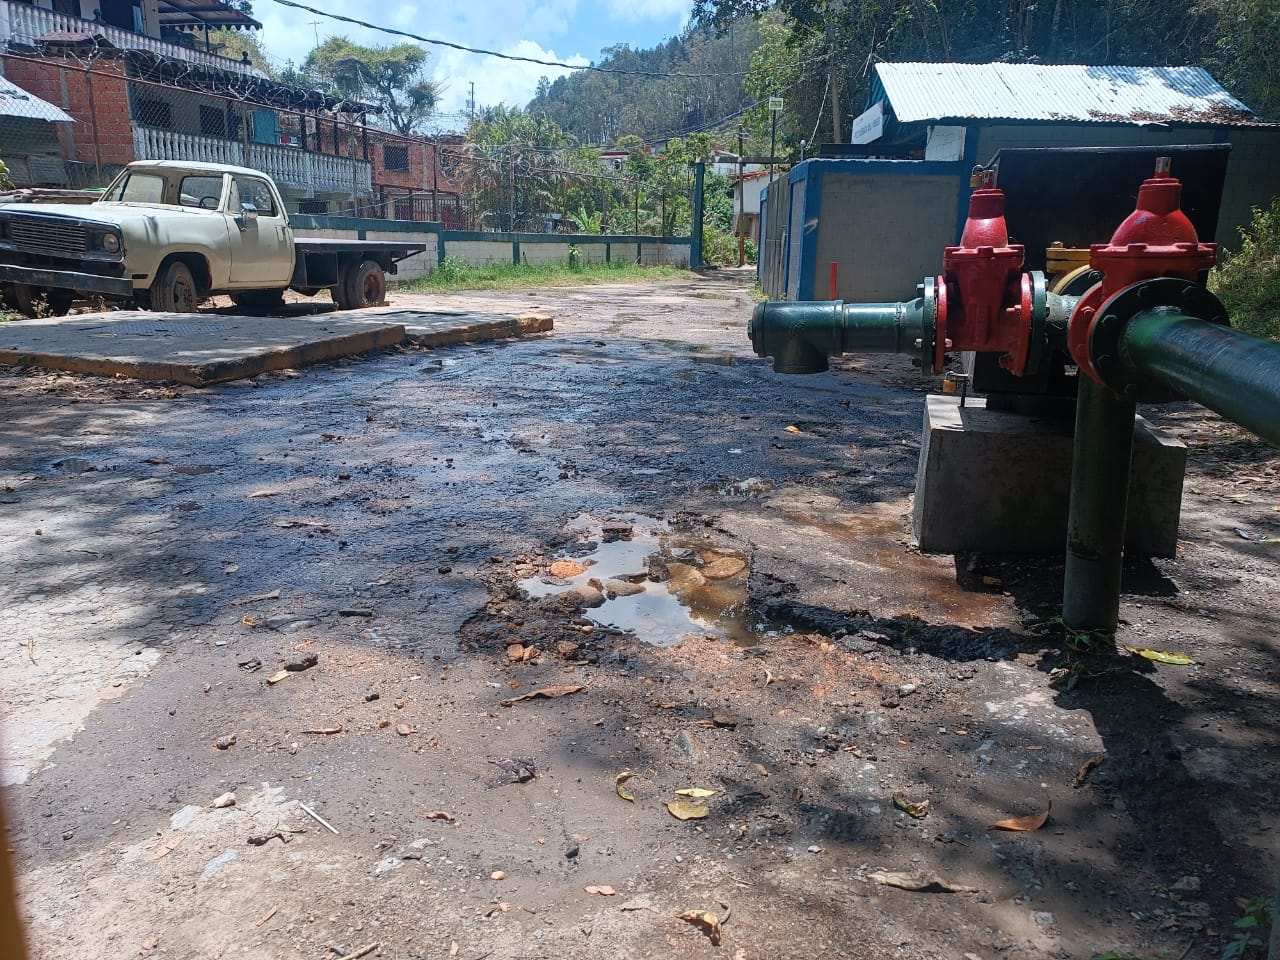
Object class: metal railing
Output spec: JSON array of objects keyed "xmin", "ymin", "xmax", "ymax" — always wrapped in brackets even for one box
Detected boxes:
[
  {"xmin": 0, "ymin": 1, "xmax": 258, "ymax": 76},
  {"xmin": 132, "ymin": 125, "xmax": 373, "ymax": 197}
]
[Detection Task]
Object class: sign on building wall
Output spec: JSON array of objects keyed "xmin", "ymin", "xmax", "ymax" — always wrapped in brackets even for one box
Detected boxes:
[{"xmin": 850, "ymin": 100, "xmax": 885, "ymax": 144}]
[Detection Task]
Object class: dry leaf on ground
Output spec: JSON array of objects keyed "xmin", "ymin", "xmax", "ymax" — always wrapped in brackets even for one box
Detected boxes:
[
  {"xmin": 615, "ymin": 771, "xmax": 636, "ymax": 803},
  {"xmin": 420, "ymin": 810, "xmax": 456, "ymax": 823},
  {"xmin": 585, "ymin": 885, "xmax": 616, "ymax": 896},
  {"xmin": 501, "ymin": 684, "xmax": 585, "ymax": 707},
  {"xmin": 1127, "ymin": 647, "xmax": 1195, "ymax": 665},
  {"xmin": 675, "ymin": 787, "xmax": 719, "ymax": 799},
  {"xmin": 991, "ymin": 799, "xmax": 1051, "ymax": 831},
  {"xmin": 868, "ymin": 870, "xmax": 979, "ymax": 893},
  {"xmin": 1073, "ymin": 753, "xmax": 1105, "ymax": 788},
  {"xmin": 677, "ymin": 908, "xmax": 724, "ymax": 945},
  {"xmin": 230, "ymin": 588, "xmax": 281, "ymax": 606},
  {"xmin": 666, "ymin": 800, "xmax": 709, "ymax": 820},
  {"xmin": 891, "ymin": 791, "xmax": 930, "ymax": 819}
]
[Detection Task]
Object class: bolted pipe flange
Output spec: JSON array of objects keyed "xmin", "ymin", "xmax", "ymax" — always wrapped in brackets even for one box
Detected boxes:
[
  {"xmin": 1088, "ymin": 277, "xmax": 1230, "ymax": 402},
  {"xmin": 919, "ymin": 276, "xmax": 938, "ymax": 376}
]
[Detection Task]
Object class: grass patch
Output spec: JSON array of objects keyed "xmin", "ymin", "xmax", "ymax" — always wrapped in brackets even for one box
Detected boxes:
[{"xmin": 407, "ymin": 257, "xmax": 691, "ymax": 293}]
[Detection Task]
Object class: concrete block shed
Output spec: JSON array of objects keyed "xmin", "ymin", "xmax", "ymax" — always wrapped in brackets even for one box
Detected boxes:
[{"xmin": 760, "ymin": 62, "xmax": 1280, "ymax": 303}]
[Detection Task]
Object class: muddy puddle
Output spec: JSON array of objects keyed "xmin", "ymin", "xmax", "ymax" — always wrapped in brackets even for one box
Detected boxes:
[{"xmin": 521, "ymin": 514, "xmax": 779, "ymax": 647}]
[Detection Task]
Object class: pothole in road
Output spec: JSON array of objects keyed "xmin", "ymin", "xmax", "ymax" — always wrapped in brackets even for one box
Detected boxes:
[{"xmin": 520, "ymin": 513, "xmax": 775, "ymax": 647}]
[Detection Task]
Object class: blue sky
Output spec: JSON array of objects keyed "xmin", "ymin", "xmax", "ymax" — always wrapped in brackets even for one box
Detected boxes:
[{"xmin": 253, "ymin": 0, "xmax": 694, "ymax": 125}]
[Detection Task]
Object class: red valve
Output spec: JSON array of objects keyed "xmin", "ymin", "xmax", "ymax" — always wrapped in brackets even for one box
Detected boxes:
[
  {"xmin": 1068, "ymin": 159, "xmax": 1217, "ymax": 383},
  {"xmin": 938, "ymin": 175, "xmax": 1035, "ymax": 375}
]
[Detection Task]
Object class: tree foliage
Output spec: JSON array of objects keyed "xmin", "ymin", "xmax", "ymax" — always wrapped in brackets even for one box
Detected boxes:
[
  {"xmin": 690, "ymin": 0, "xmax": 1280, "ymax": 143},
  {"xmin": 209, "ymin": 28, "xmax": 275, "ymax": 76},
  {"xmin": 304, "ymin": 38, "xmax": 440, "ymax": 133},
  {"xmin": 1211, "ymin": 198, "xmax": 1280, "ymax": 340},
  {"xmin": 526, "ymin": 19, "xmax": 764, "ymax": 145}
]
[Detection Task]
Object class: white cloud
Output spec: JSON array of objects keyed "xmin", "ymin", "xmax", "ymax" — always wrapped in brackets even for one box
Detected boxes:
[
  {"xmin": 433, "ymin": 41, "xmax": 589, "ymax": 115},
  {"xmin": 254, "ymin": 0, "xmax": 589, "ymax": 118}
]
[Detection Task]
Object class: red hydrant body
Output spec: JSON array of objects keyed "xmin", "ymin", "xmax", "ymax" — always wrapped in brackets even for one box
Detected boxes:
[
  {"xmin": 1068, "ymin": 160, "xmax": 1217, "ymax": 384},
  {"xmin": 938, "ymin": 178, "xmax": 1036, "ymax": 375}
]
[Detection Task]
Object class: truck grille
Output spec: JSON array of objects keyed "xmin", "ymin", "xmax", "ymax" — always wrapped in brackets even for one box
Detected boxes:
[{"xmin": 8, "ymin": 217, "xmax": 88, "ymax": 256}]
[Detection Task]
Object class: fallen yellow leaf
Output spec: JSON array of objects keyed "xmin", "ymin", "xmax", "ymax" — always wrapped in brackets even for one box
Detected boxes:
[
  {"xmin": 666, "ymin": 800, "xmax": 709, "ymax": 821},
  {"xmin": 1127, "ymin": 647, "xmax": 1194, "ymax": 665},
  {"xmin": 677, "ymin": 908, "xmax": 723, "ymax": 945},
  {"xmin": 615, "ymin": 771, "xmax": 636, "ymax": 803},
  {"xmin": 675, "ymin": 787, "xmax": 718, "ymax": 799}
]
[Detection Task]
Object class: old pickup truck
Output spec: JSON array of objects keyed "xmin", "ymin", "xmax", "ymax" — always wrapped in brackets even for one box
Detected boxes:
[{"xmin": 0, "ymin": 159, "xmax": 425, "ymax": 316}]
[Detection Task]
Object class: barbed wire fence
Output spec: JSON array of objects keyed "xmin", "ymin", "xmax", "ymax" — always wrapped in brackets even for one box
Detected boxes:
[{"xmin": 0, "ymin": 42, "xmax": 698, "ymax": 237}]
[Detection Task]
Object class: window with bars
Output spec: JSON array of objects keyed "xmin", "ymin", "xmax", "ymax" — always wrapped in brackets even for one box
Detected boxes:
[
  {"xmin": 136, "ymin": 98, "xmax": 173, "ymax": 129},
  {"xmin": 383, "ymin": 144, "xmax": 409, "ymax": 171}
]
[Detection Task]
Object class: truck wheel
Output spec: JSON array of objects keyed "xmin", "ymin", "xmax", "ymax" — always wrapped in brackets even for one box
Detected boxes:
[
  {"xmin": 3, "ymin": 283, "xmax": 37, "ymax": 318},
  {"xmin": 229, "ymin": 289, "xmax": 286, "ymax": 313},
  {"xmin": 150, "ymin": 261, "xmax": 199, "ymax": 313},
  {"xmin": 342, "ymin": 260, "xmax": 387, "ymax": 309}
]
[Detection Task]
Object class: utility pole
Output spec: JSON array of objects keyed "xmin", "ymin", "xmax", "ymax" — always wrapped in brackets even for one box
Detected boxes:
[
  {"xmin": 736, "ymin": 127, "xmax": 746, "ymax": 267},
  {"xmin": 826, "ymin": 18, "xmax": 842, "ymax": 143},
  {"xmin": 768, "ymin": 97, "xmax": 783, "ymax": 182}
]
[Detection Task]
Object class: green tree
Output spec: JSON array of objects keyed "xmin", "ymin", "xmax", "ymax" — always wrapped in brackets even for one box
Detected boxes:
[
  {"xmin": 304, "ymin": 38, "xmax": 440, "ymax": 134},
  {"xmin": 464, "ymin": 105, "xmax": 592, "ymax": 231},
  {"xmin": 209, "ymin": 28, "xmax": 275, "ymax": 75}
]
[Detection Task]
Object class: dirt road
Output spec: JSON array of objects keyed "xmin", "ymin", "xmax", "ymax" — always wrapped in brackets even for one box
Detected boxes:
[{"xmin": 2, "ymin": 270, "xmax": 1277, "ymax": 960}]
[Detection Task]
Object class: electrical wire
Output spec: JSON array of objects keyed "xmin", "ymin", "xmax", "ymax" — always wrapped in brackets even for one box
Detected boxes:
[{"xmin": 263, "ymin": 0, "xmax": 820, "ymax": 79}]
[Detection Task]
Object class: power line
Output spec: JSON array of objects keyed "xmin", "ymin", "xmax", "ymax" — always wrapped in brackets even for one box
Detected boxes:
[{"xmin": 263, "ymin": 0, "xmax": 800, "ymax": 79}]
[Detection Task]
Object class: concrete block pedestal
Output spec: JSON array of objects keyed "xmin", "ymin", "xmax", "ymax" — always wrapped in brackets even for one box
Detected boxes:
[{"xmin": 912, "ymin": 394, "xmax": 1186, "ymax": 557}]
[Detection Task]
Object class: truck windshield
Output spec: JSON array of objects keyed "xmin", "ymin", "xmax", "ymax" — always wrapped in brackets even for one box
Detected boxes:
[
  {"xmin": 100, "ymin": 172, "xmax": 226, "ymax": 208},
  {"xmin": 103, "ymin": 173, "xmax": 165, "ymax": 204}
]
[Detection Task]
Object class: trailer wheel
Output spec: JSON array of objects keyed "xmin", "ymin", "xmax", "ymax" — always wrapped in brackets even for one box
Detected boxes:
[
  {"xmin": 229, "ymin": 288, "xmax": 287, "ymax": 313},
  {"xmin": 149, "ymin": 261, "xmax": 199, "ymax": 313},
  {"xmin": 341, "ymin": 259, "xmax": 387, "ymax": 310}
]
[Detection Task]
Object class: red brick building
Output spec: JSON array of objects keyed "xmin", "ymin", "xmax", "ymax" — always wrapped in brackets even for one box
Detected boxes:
[{"xmin": 0, "ymin": 0, "xmax": 463, "ymax": 221}]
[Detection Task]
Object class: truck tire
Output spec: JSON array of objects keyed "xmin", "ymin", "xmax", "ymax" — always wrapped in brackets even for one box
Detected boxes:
[
  {"xmin": 149, "ymin": 260, "xmax": 199, "ymax": 313},
  {"xmin": 4, "ymin": 283, "xmax": 36, "ymax": 318},
  {"xmin": 341, "ymin": 259, "xmax": 387, "ymax": 309},
  {"xmin": 229, "ymin": 289, "xmax": 287, "ymax": 313}
]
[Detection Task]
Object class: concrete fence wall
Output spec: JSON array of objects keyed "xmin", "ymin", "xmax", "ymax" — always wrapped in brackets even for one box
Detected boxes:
[{"xmin": 291, "ymin": 214, "xmax": 693, "ymax": 283}]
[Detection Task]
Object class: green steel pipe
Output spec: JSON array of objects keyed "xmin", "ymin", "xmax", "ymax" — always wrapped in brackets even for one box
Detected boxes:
[
  {"xmin": 751, "ymin": 290, "xmax": 1075, "ymax": 376},
  {"xmin": 1063, "ymin": 377, "xmax": 1138, "ymax": 633},
  {"xmin": 749, "ymin": 299, "xmax": 929, "ymax": 374},
  {"xmin": 1119, "ymin": 310, "xmax": 1280, "ymax": 448}
]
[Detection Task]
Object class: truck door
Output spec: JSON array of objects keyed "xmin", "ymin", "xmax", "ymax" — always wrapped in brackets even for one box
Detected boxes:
[{"xmin": 226, "ymin": 175, "xmax": 292, "ymax": 288}]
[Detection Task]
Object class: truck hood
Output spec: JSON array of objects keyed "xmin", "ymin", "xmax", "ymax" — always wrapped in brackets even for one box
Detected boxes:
[{"xmin": 1, "ymin": 202, "xmax": 220, "ymax": 226}]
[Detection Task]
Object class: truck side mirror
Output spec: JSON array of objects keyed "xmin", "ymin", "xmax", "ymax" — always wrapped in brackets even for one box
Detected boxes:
[{"xmin": 237, "ymin": 202, "xmax": 258, "ymax": 230}]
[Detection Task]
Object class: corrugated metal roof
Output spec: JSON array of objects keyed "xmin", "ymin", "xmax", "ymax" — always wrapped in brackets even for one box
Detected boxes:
[
  {"xmin": 0, "ymin": 76, "xmax": 74, "ymax": 123},
  {"xmin": 876, "ymin": 63, "xmax": 1258, "ymax": 125}
]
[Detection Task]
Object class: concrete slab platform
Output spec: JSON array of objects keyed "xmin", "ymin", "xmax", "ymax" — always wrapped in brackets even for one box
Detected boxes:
[
  {"xmin": 912, "ymin": 394, "xmax": 1186, "ymax": 556},
  {"xmin": 0, "ymin": 308, "xmax": 552, "ymax": 387}
]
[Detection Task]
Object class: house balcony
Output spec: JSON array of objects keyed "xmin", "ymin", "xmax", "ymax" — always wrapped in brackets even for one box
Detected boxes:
[
  {"xmin": 0, "ymin": 1, "xmax": 259, "ymax": 76},
  {"xmin": 132, "ymin": 125, "xmax": 374, "ymax": 197}
]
